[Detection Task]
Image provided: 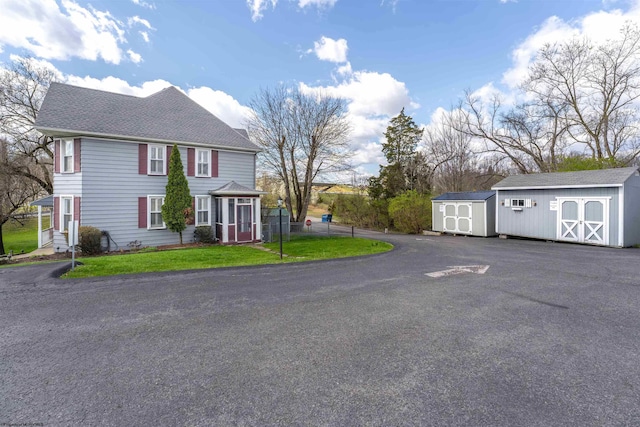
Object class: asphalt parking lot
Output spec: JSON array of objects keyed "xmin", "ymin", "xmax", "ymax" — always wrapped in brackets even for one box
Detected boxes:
[{"xmin": 1, "ymin": 230, "xmax": 639, "ymax": 426}]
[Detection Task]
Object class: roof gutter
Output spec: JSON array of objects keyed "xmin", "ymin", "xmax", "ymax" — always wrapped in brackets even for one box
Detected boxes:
[{"xmin": 35, "ymin": 126, "xmax": 262, "ymax": 154}]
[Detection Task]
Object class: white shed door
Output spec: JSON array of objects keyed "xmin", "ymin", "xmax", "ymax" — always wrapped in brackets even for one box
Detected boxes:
[
  {"xmin": 558, "ymin": 198, "xmax": 609, "ymax": 245},
  {"xmin": 443, "ymin": 203, "xmax": 472, "ymax": 234}
]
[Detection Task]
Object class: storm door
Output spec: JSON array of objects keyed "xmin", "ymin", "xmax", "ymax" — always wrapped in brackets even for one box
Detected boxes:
[{"xmin": 236, "ymin": 200, "xmax": 253, "ymax": 242}]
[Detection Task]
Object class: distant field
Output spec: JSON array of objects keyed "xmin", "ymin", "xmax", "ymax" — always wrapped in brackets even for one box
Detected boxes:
[{"xmin": 2, "ymin": 216, "xmax": 42, "ymax": 254}]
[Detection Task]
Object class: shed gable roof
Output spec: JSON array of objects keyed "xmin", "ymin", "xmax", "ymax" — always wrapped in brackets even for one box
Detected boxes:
[
  {"xmin": 35, "ymin": 82, "xmax": 260, "ymax": 152},
  {"xmin": 432, "ymin": 191, "xmax": 495, "ymax": 201},
  {"xmin": 492, "ymin": 167, "xmax": 639, "ymax": 190}
]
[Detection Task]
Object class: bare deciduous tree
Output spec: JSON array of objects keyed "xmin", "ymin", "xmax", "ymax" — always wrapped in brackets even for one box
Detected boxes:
[
  {"xmin": 247, "ymin": 86, "xmax": 351, "ymax": 222},
  {"xmin": 459, "ymin": 91, "xmax": 569, "ymax": 174},
  {"xmin": 0, "ymin": 139, "xmax": 41, "ymax": 254},
  {"xmin": 525, "ymin": 24, "xmax": 640, "ymax": 164},
  {"xmin": 0, "ymin": 56, "xmax": 58, "ymax": 194}
]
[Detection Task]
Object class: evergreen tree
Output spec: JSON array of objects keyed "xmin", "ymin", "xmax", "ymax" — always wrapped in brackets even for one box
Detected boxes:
[
  {"xmin": 382, "ymin": 108, "xmax": 424, "ymax": 166},
  {"xmin": 371, "ymin": 108, "xmax": 425, "ymax": 200},
  {"xmin": 162, "ymin": 144, "xmax": 192, "ymax": 244}
]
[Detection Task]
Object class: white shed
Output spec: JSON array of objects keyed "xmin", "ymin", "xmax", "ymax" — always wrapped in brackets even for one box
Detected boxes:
[{"xmin": 432, "ymin": 191, "xmax": 497, "ymax": 237}]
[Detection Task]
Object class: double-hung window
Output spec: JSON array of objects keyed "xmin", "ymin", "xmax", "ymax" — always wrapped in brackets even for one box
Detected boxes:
[
  {"xmin": 62, "ymin": 140, "xmax": 74, "ymax": 173},
  {"xmin": 196, "ymin": 149, "xmax": 210, "ymax": 177},
  {"xmin": 149, "ymin": 145, "xmax": 165, "ymax": 175},
  {"xmin": 149, "ymin": 196, "xmax": 165, "ymax": 229},
  {"xmin": 61, "ymin": 196, "xmax": 73, "ymax": 231},
  {"xmin": 196, "ymin": 196, "xmax": 210, "ymax": 225}
]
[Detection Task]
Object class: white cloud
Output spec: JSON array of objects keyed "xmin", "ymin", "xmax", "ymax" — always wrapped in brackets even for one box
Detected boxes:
[
  {"xmin": 62, "ymin": 73, "xmax": 251, "ymax": 128},
  {"xmin": 186, "ymin": 86, "xmax": 254, "ymax": 128},
  {"xmin": 502, "ymin": 2, "xmax": 640, "ymax": 88},
  {"xmin": 298, "ymin": 0, "xmax": 337, "ymax": 9},
  {"xmin": 312, "ymin": 36, "xmax": 348, "ymax": 63},
  {"xmin": 300, "ymin": 70, "xmax": 419, "ymax": 171},
  {"xmin": 247, "ymin": 0, "xmax": 278, "ymax": 22},
  {"xmin": 131, "ymin": 0, "xmax": 156, "ymax": 10},
  {"xmin": 301, "ymin": 70, "xmax": 417, "ymax": 117},
  {"xmin": 248, "ymin": 0, "xmax": 337, "ymax": 21},
  {"xmin": 139, "ymin": 31, "xmax": 150, "ymax": 43},
  {"xmin": 336, "ymin": 61, "xmax": 352, "ymax": 76},
  {"xmin": 128, "ymin": 16, "xmax": 152, "ymax": 29},
  {"xmin": 0, "ymin": 0, "xmax": 133, "ymax": 64},
  {"xmin": 127, "ymin": 49, "xmax": 142, "ymax": 64}
]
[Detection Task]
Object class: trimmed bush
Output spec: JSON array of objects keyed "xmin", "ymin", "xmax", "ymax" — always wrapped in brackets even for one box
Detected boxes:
[
  {"xmin": 194, "ymin": 226, "xmax": 214, "ymax": 243},
  {"xmin": 78, "ymin": 226, "xmax": 102, "ymax": 255}
]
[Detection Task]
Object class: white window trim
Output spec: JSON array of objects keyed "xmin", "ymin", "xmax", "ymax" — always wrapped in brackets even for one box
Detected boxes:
[
  {"xmin": 61, "ymin": 139, "xmax": 74, "ymax": 173},
  {"xmin": 148, "ymin": 195, "xmax": 166, "ymax": 230},
  {"xmin": 196, "ymin": 195, "xmax": 211, "ymax": 226},
  {"xmin": 148, "ymin": 144, "xmax": 166, "ymax": 176},
  {"xmin": 196, "ymin": 149, "xmax": 210, "ymax": 177},
  {"xmin": 60, "ymin": 195, "xmax": 73, "ymax": 232}
]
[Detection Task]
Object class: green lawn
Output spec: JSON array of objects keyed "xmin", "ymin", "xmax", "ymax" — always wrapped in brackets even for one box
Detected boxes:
[
  {"xmin": 2, "ymin": 216, "xmax": 41, "ymax": 255},
  {"xmin": 64, "ymin": 236, "xmax": 393, "ymax": 278}
]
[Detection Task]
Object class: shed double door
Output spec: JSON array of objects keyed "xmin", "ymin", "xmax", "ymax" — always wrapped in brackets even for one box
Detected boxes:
[
  {"xmin": 557, "ymin": 198, "xmax": 609, "ymax": 245},
  {"xmin": 443, "ymin": 203, "xmax": 472, "ymax": 234}
]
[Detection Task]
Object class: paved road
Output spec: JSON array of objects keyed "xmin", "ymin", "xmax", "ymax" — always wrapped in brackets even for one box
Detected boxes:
[{"xmin": 1, "ymin": 231, "xmax": 640, "ymax": 426}]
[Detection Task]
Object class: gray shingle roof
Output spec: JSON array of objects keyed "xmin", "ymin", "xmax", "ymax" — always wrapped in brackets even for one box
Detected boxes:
[
  {"xmin": 492, "ymin": 167, "xmax": 639, "ymax": 189},
  {"xmin": 35, "ymin": 82, "xmax": 260, "ymax": 152},
  {"xmin": 209, "ymin": 181, "xmax": 266, "ymax": 196},
  {"xmin": 432, "ymin": 191, "xmax": 495, "ymax": 201}
]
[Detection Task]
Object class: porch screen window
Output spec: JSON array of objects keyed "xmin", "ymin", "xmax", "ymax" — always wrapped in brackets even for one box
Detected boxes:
[
  {"xmin": 229, "ymin": 199, "xmax": 235, "ymax": 223},
  {"xmin": 196, "ymin": 149, "xmax": 210, "ymax": 177},
  {"xmin": 149, "ymin": 145, "xmax": 165, "ymax": 175},
  {"xmin": 62, "ymin": 140, "xmax": 74, "ymax": 173},
  {"xmin": 61, "ymin": 196, "xmax": 73, "ymax": 231},
  {"xmin": 196, "ymin": 196, "xmax": 210, "ymax": 225},
  {"xmin": 149, "ymin": 196, "xmax": 165, "ymax": 229}
]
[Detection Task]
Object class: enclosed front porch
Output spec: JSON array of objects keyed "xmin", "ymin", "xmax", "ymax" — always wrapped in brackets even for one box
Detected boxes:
[{"xmin": 209, "ymin": 181, "xmax": 265, "ymax": 244}]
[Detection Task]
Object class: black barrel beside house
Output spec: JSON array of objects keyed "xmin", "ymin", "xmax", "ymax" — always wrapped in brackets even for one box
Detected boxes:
[{"xmin": 431, "ymin": 191, "xmax": 497, "ymax": 237}]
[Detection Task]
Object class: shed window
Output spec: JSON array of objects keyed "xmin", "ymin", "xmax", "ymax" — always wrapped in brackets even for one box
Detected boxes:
[{"xmin": 509, "ymin": 198, "xmax": 533, "ymax": 208}]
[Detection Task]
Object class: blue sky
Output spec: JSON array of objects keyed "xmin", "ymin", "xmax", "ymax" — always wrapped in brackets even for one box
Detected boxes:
[{"xmin": 1, "ymin": 0, "xmax": 639, "ymax": 177}]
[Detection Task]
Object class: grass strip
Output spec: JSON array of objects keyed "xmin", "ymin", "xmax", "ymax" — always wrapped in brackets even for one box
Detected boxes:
[{"xmin": 63, "ymin": 236, "xmax": 392, "ymax": 278}]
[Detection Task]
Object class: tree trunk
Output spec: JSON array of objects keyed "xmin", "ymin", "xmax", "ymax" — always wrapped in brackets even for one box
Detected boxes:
[{"xmin": 0, "ymin": 224, "xmax": 5, "ymax": 255}]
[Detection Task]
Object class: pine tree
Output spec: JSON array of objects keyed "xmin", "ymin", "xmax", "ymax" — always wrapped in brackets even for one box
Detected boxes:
[{"xmin": 162, "ymin": 144, "xmax": 192, "ymax": 244}]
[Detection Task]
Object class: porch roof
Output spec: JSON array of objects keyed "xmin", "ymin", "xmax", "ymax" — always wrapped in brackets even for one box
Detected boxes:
[
  {"xmin": 30, "ymin": 195, "xmax": 54, "ymax": 207},
  {"xmin": 209, "ymin": 181, "xmax": 266, "ymax": 196}
]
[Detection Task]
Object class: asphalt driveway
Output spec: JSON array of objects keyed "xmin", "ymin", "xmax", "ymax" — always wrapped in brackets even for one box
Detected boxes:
[{"xmin": 1, "ymin": 231, "xmax": 639, "ymax": 426}]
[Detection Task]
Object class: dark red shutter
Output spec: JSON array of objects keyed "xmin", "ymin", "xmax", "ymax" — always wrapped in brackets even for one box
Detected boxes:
[
  {"xmin": 74, "ymin": 138, "xmax": 81, "ymax": 172},
  {"xmin": 138, "ymin": 144, "xmax": 148, "ymax": 175},
  {"xmin": 211, "ymin": 150, "xmax": 218, "ymax": 178},
  {"xmin": 187, "ymin": 148, "xmax": 195, "ymax": 176},
  {"xmin": 53, "ymin": 197, "xmax": 60, "ymax": 231},
  {"xmin": 74, "ymin": 197, "xmax": 81, "ymax": 225},
  {"xmin": 138, "ymin": 197, "xmax": 147, "ymax": 228},
  {"xmin": 54, "ymin": 140, "xmax": 60, "ymax": 173},
  {"xmin": 166, "ymin": 146, "xmax": 172, "ymax": 175}
]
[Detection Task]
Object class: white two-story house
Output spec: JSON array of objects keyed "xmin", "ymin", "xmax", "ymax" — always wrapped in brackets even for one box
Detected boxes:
[{"xmin": 35, "ymin": 82, "xmax": 264, "ymax": 252}]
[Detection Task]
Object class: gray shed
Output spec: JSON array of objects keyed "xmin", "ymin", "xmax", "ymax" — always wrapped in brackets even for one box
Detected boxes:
[
  {"xmin": 432, "ymin": 191, "xmax": 497, "ymax": 237},
  {"xmin": 492, "ymin": 167, "xmax": 640, "ymax": 247}
]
